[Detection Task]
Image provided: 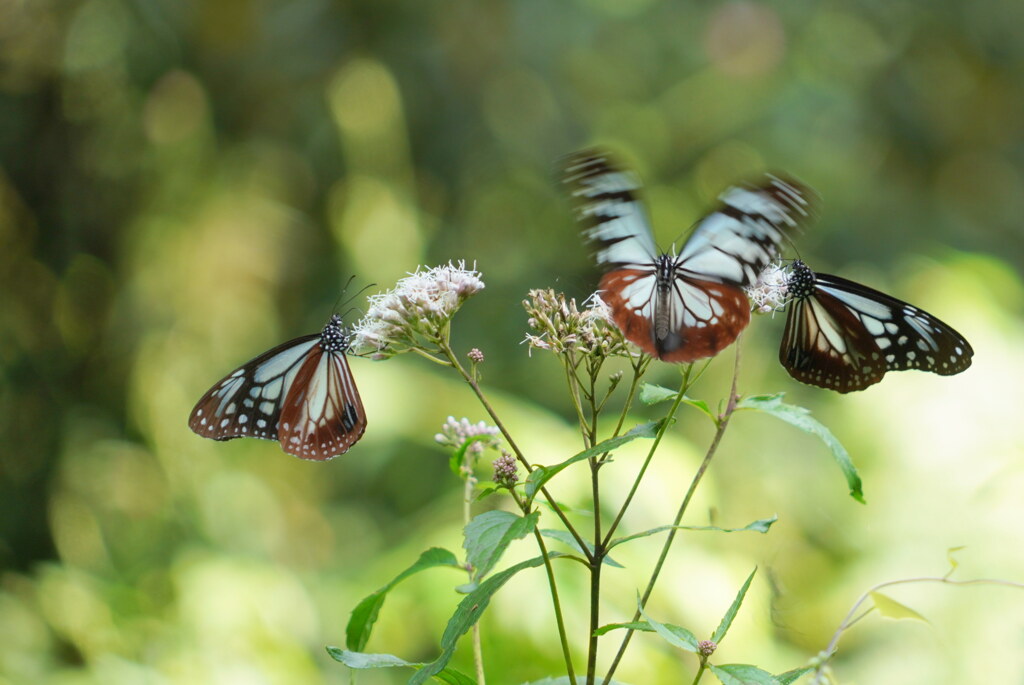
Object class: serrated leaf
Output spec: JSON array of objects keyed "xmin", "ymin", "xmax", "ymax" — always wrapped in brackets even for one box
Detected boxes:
[
  {"xmin": 737, "ymin": 393, "xmax": 863, "ymax": 503},
  {"xmin": 345, "ymin": 548, "xmax": 461, "ymax": 651},
  {"xmin": 464, "ymin": 510, "xmax": 539, "ymax": 581},
  {"xmin": 409, "ymin": 555, "xmax": 555, "ymax": 684},
  {"xmin": 711, "ymin": 568, "xmax": 756, "ymax": 644},
  {"xmin": 325, "ymin": 648, "xmax": 476, "ymax": 684},
  {"xmin": 637, "ymin": 597, "xmax": 700, "ymax": 652},
  {"xmin": 607, "ymin": 516, "xmax": 777, "ymax": 551},
  {"xmin": 709, "ymin": 663, "xmax": 781, "ymax": 685},
  {"xmin": 638, "ymin": 384, "xmax": 715, "ymax": 421},
  {"xmin": 524, "ymin": 421, "xmax": 661, "ymax": 498},
  {"xmin": 540, "ymin": 529, "xmax": 624, "ymax": 568},
  {"xmin": 775, "ymin": 665, "xmax": 814, "ymax": 684},
  {"xmin": 869, "ymin": 591, "xmax": 928, "ymax": 622}
]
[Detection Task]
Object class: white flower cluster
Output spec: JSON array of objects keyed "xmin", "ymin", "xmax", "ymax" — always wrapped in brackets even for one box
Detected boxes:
[
  {"xmin": 523, "ymin": 289, "xmax": 628, "ymax": 358},
  {"xmin": 434, "ymin": 416, "xmax": 501, "ymax": 457},
  {"xmin": 745, "ymin": 261, "xmax": 790, "ymax": 315},
  {"xmin": 351, "ymin": 261, "xmax": 485, "ymax": 356}
]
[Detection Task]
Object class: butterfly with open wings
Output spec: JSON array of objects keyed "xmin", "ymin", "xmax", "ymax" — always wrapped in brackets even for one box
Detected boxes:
[
  {"xmin": 188, "ymin": 314, "xmax": 366, "ymax": 460},
  {"xmin": 779, "ymin": 260, "xmax": 973, "ymax": 392},
  {"xmin": 562, "ymin": 149, "xmax": 813, "ymax": 363}
]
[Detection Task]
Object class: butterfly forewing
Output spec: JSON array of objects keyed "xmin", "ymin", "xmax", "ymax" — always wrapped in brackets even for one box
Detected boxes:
[
  {"xmin": 189, "ymin": 335, "xmax": 319, "ymax": 441},
  {"xmin": 678, "ymin": 175, "xmax": 813, "ymax": 285},
  {"xmin": 562, "ymin": 150, "xmax": 658, "ymax": 268},
  {"xmin": 814, "ymin": 274, "xmax": 974, "ymax": 377}
]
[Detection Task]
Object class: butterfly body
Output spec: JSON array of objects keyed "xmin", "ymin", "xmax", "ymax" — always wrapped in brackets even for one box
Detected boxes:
[
  {"xmin": 780, "ymin": 260, "xmax": 973, "ymax": 392},
  {"xmin": 563, "ymin": 149, "xmax": 812, "ymax": 362},
  {"xmin": 189, "ymin": 314, "xmax": 366, "ymax": 460}
]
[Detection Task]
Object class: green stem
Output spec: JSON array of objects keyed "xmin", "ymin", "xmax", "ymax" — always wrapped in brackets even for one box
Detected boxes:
[
  {"xmin": 601, "ymin": 364, "xmax": 692, "ymax": 549},
  {"xmin": 510, "ymin": 489, "xmax": 577, "ymax": 681},
  {"xmin": 462, "ymin": 464, "xmax": 486, "ymax": 684},
  {"xmin": 690, "ymin": 663, "xmax": 707, "ymax": 685},
  {"xmin": 436, "ymin": 339, "xmax": 591, "ymax": 557},
  {"xmin": 602, "ymin": 345, "xmax": 742, "ymax": 684}
]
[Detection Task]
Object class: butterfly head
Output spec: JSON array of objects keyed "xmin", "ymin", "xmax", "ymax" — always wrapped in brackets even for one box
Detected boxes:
[
  {"xmin": 321, "ymin": 314, "xmax": 352, "ymax": 353},
  {"xmin": 786, "ymin": 260, "xmax": 817, "ymax": 301}
]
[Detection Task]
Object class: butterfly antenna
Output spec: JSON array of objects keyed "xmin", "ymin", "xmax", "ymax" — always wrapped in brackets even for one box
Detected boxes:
[{"xmin": 332, "ymin": 278, "xmax": 376, "ymax": 316}]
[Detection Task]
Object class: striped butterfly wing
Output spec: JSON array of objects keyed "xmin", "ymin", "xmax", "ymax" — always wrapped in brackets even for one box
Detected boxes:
[
  {"xmin": 780, "ymin": 262, "xmax": 974, "ymax": 392},
  {"xmin": 562, "ymin": 149, "xmax": 658, "ymax": 270},
  {"xmin": 188, "ymin": 315, "xmax": 366, "ymax": 460}
]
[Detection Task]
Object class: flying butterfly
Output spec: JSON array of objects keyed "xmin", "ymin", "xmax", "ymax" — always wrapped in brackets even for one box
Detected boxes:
[
  {"xmin": 780, "ymin": 260, "xmax": 973, "ymax": 392},
  {"xmin": 562, "ymin": 149, "xmax": 813, "ymax": 362},
  {"xmin": 189, "ymin": 314, "xmax": 366, "ymax": 460}
]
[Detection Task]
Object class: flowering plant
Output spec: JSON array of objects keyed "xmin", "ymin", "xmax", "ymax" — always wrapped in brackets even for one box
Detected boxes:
[{"xmin": 326, "ymin": 260, "xmax": 1008, "ymax": 685}]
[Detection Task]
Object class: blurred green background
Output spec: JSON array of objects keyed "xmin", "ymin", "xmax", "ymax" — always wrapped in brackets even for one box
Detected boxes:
[{"xmin": 2, "ymin": 1, "xmax": 1023, "ymax": 683}]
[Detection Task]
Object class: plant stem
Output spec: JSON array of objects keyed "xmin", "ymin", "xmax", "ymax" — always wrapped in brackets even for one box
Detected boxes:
[
  {"xmin": 601, "ymin": 365, "xmax": 692, "ymax": 549},
  {"xmin": 436, "ymin": 339, "xmax": 590, "ymax": 557},
  {"xmin": 690, "ymin": 663, "xmax": 707, "ymax": 685},
  {"xmin": 813, "ymin": 576, "xmax": 1024, "ymax": 683},
  {"xmin": 510, "ymin": 489, "xmax": 577, "ymax": 681},
  {"xmin": 602, "ymin": 345, "xmax": 742, "ymax": 684},
  {"xmin": 438, "ymin": 340, "xmax": 579, "ymax": 679},
  {"xmin": 463, "ymin": 464, "xmax": 486, "ymax": 685}
]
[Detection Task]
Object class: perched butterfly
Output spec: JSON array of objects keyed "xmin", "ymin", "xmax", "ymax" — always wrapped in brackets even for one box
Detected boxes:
[
  {"xmin": 562, "ymin": 149, "xmax": 812, "ymax": 362},
  {"xmin": 189, "ymin": 314, "xmax": 366, "ymax": 460},
  {"xmin": 780, "ymin": 260, "xmax": 973, "ymax": 392}
]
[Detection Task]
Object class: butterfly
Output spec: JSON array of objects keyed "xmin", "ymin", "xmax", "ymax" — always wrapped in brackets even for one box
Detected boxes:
[
  {"xmin": 780, "ymin": 259, "xmax": 974, "ymax": 392},
  {"xmin": 562, "ymin": 149, "xmax": 813, "ymax": 362},
  {"xmin": 188, "ymin": 314, "xmax": 366, "ymax": 460}
]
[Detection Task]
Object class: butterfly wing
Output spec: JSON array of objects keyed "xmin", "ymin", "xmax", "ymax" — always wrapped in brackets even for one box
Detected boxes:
[
  {"xmin": 813, "ymin": 273, "xmax": 974, "ymax": 376},
  {"xmin": 277, "ymin": 349, "xmax": 366, "ymax": 461},
  {"xmin": 677, "ymin": 174, "xmax": 812, "ymax": 285},
  {"xmin": 781, "ymin": 269, "xmax": 974, "ymax": 392},
  {"xmin": 562, "ymin": 149, "xmax": 658, "ymax": 269},
  {"xmin": 189, "ymin": 335, "xmax": 320, "ymax": 441}
]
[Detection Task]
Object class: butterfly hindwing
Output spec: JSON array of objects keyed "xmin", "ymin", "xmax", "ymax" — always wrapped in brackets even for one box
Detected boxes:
[{"xmin": 278, "ymin": 348, "xmax": 366, "ymax": 461}]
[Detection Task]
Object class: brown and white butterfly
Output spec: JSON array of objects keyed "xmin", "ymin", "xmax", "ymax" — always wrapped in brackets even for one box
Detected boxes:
[
  {"xmin": 189, "ymin": 314, "xmax": 366, "ymax": 460},
  {"xmin": 780, "ymin": 260, "xmax": 973, "ymax": 392},
  {"xmin": 562, "ymin": 149, "xmax": 813, "ymax": 362}
]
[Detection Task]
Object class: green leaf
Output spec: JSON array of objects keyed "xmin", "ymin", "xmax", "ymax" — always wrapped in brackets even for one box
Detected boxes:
[
  {"xmin": 709, "ymin": 664, "xmax": 781, "ymax": 685},
  {"xmin": 775, "ymin": 665, "xmax": 815, "ymax": 684},
  {"xmin": 409, "ymin": 555, "xmax": 554, "ymax": 684},
  {"xmin": 638, "ymin": 384, "xmax": 715, "ymax": 421},
  {"xmin": 869, "ymin": 591, "xmax": 928, "ymax": 622},
  {"xmin": 464, "ymin": 510, "xmax": 539, "ymax": 582},
  {"xmin": 524, "ymin": 421, "xmax": 661, "ymax": 499},
  {"xmin": 325, "ymin": 648, "xmax": 476, "ymax": 684},
  {"xmin": 711, "ymin": 568, "xmax": 756, "ymax": 644},
  {"xmin": 637, "ymin": 597, "xmax": 700, "ymax": 652},
  {"xmin": 345, "ymin": 548, "xmax": 461, "ymax": 651},
  {"xmin": 607, "ymin": 516, "xmax": 777, "ymax": 551},
  {"xmin": 946, "ymin": 545, "xmax": 966, "ymax": 577},
  {"xmin": 540, "ymin": 529, "xmax": 624, "ymax": 568},
  {"xmin": 736, "ymin": 393, "xmax": 864, "ymax": 503},
  {"xmin": 592, "ymin": 621, "xmax": 654, "ymax": 637}
]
